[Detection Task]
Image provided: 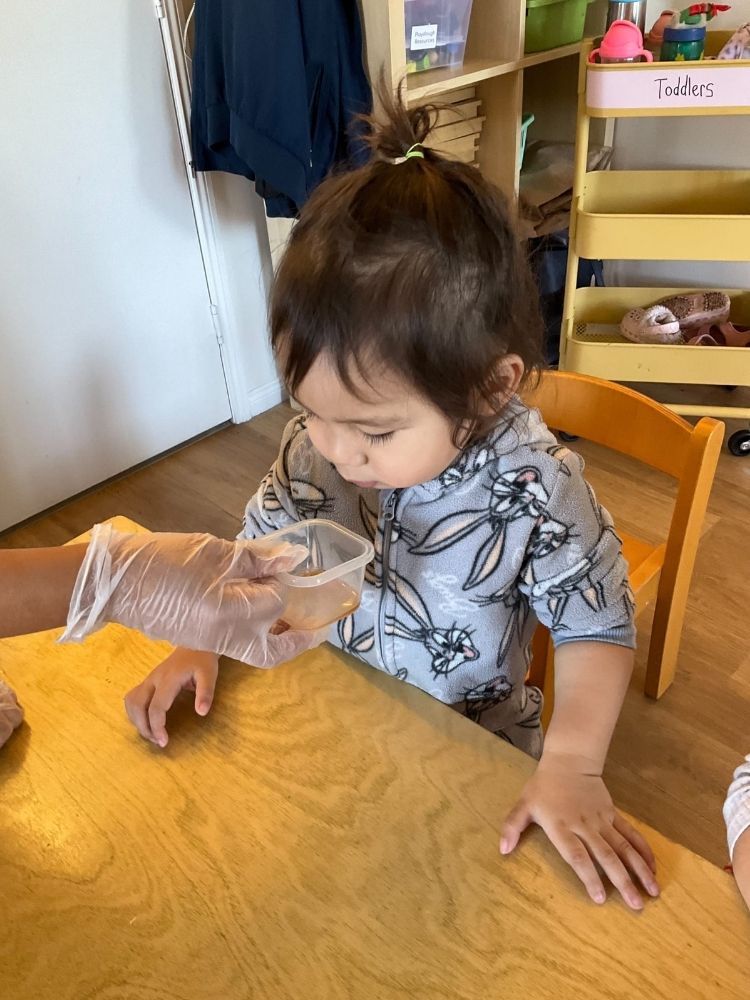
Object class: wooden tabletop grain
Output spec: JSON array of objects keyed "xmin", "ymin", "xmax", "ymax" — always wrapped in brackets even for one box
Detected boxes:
[{"xmin": 0, "ymin": 519, "xmax": 747, "ymax": 999}]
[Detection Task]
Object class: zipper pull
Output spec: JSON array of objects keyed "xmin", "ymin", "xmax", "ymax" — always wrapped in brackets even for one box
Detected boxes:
[{"xmin": 383, "ymin": 492, "xmax": 398, "ymax": 521}]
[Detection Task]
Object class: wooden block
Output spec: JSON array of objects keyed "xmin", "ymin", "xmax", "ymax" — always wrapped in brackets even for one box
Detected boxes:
[
  {"xmin": 437, "ymin": 86, "xmax": 477, "ymax": 105},
  {"xmin": 430, "ymin": 116, "xmax": 485, "ymax": 142},
  {"xmin": 434, "ymin": 100, "xmax": 481, "ymax": 126}
]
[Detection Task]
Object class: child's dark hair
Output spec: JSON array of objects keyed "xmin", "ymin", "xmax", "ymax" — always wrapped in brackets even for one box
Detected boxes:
[{"xmin": 270, "ymin": 84, "xmax": 544, "ymax": 445}]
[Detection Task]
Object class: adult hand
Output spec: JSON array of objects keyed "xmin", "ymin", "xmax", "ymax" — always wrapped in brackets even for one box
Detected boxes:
[{"xmin": 61, "ymin": 524, "xmax": 323, "ymax": 665}]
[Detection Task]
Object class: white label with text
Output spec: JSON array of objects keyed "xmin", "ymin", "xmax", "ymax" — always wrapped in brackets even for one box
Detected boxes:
[
  {"xmin": 587, "ymin": 66, "xmax": 749, "ymax": 111},
  {"xmin": 411, "ymin": 24, "xmax": 438, "ymax": 50}
]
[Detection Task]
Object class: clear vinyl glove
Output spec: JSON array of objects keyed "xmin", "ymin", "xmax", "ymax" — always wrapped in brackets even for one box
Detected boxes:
[
  {"xmin": 0, "ymin": 679, "xmax": 23, "ymax": 749},
  {"xmin": 59, "ymin": 523, "xmax": 323, "ymax": 666}
]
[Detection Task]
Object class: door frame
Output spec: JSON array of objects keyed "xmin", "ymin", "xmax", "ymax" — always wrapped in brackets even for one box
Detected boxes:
[{"xmin": 156, "ymin": 0, "xmax": 276, "ymax": 423}]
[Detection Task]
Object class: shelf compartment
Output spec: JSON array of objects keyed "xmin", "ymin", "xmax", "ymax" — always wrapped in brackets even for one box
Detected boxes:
[
  {"xmin": 563, "ymin": 286, "xmax": 750, "ymax": 386},
  {"xmin": 406, "ymin": 41, "xmax": 584, "ymax": 101},
  {"xmin": 575, "ymin": 170, "xmax": 750, "ymax": 261},
  {"xmin": 584, "ymin": 32, "xmax": 750, "ymax": 118}
]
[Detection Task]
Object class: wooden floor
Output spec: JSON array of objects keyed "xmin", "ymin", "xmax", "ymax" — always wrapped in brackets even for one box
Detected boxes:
[{"xmin": 3, "ymin": 390, "xmax": 750, "ymax": 869}]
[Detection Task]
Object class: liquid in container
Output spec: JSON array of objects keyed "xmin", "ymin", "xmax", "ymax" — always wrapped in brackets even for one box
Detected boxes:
[{"xmin": 272, "ymin": 520, "xmax": 374, "ymax": 630}]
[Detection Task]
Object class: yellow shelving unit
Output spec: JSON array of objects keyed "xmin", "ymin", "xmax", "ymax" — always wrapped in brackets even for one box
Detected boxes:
[{"xmin": 560, "ymin": 34, "xmax": 750, "ymax": 455}]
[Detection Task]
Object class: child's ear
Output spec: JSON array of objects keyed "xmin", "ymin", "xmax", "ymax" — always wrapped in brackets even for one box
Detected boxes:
[{"xmin": 492, "ymin": 354, "xmax": 525, "ymax": 401}]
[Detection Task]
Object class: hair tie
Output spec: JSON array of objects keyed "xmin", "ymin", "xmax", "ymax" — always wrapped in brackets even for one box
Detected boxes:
[{"xmin": 392, "ymin": 142, "xmax": 425, "ymax": 165}]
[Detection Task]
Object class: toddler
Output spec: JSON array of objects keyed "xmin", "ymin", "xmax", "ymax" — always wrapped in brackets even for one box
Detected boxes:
[{"xmin": 126, "ymin": 88, "xmax": 659, "ymax": 910}]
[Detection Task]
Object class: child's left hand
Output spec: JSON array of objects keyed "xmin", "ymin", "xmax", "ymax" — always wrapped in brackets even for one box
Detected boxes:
[{"xmin": 500, "ymin": 751, "xmax": 660, "ymax": 911}]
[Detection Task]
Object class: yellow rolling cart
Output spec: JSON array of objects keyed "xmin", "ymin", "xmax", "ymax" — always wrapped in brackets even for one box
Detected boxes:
[{"xmin": 560, "ymin": 32, "xmax": 750, "ymax": 456}]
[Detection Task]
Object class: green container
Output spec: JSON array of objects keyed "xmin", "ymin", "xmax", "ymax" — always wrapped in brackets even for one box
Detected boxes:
[{"xmin": 525, "ymin": 0, "xmax": 595, "ymax": 54}]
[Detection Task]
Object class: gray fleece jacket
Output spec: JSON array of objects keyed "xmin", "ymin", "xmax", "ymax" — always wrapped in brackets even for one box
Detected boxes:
[{"xmin": 242, "ymin": 400, "xmax": 635, "ymax": 756}]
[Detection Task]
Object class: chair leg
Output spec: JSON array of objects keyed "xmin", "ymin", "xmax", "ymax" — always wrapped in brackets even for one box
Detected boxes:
[
  {"xmin": 644, "ymin": 598, "xmax": 684, "ymax": 700},
  {"xmin": 644, "ymin": 417, "xmax": 723, "ymax": 700}
]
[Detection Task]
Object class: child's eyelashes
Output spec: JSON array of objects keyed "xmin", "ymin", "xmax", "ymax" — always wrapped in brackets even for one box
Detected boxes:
[
  {"xmin": 302, "ymin": 410, "xmax": 394, "ymax": 446},
  {"xmin": 363, "ymin": 430, "xmax": 395, "ymax": 447}
]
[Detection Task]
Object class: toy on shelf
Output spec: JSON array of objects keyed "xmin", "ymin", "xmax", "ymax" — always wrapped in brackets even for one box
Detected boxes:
[{"xmin": 589, "ymin": 19, "xmax": 653, "ymax": 62}]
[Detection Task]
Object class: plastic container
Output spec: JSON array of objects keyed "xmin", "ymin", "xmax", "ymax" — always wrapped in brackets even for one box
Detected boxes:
[
  {"xmin": 404, "ymin": 0, "xmax": 474, "ymax": 74},
  {"xmin": 525, "ymin": 0, "xmax": 596, "ymax": 54},
  {"xmin": 661, "ymin": 25, "xmax": 706, "ymax": 62},
  {"xmin": 272, "ymin": 519, "xmax": 374, "ymax": 630}
]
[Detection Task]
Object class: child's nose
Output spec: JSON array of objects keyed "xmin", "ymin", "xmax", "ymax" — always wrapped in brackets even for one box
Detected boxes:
[{"xmin": 323, "ymin": 427, "xmax": 366, "ymax": 467}]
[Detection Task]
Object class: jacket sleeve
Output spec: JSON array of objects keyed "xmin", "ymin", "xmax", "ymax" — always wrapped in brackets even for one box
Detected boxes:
[
  {"xmin": 519, "ymin": 451, "xmax": 636, "ymax": 650},
  {"xmin": 240, "ymin": 417, "xmax": 305, "ymax": 539}
]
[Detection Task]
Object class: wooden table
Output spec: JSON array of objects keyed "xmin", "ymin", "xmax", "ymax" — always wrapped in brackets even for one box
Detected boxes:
[{"xmin": 1, "ymin": 519, "xmax": 748, "ymax": 999}]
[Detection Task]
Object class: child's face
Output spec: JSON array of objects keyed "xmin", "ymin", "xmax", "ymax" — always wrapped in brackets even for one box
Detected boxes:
[{"xmin": 293, "ymin": 355, "xmax": 462, "ymax": 490}]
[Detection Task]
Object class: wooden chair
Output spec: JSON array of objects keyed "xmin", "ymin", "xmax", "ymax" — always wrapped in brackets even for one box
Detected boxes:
[{"xmin": 523, "ymin": 371, "xmax": 723, "ymax": 727}]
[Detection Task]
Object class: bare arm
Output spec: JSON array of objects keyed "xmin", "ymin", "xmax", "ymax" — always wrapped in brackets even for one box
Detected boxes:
[
  {"xmin": 732, "ymin": 829, "xmax": 750, "ymax": 911},
  {"xmin": 0, "ymin": 545, "xmax": 87, "ymax": 638},
  {"xmin": 542, "ymin": 640, "xmax": 633, "ymax": 773}
]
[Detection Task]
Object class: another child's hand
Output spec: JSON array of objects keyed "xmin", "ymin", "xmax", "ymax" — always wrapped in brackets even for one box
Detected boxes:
[
  {"xmin": 124, "ymin": 648, "xmax": 219, "ymax": 749},
  {"xmin": 500, "ymin": 751, "xmax": 659, "ymax": 911}
]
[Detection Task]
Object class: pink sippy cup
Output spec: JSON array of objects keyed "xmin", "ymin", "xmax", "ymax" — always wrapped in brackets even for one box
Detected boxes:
[{"xmin": 589, "ymin": 19, "xmax": 654, "ymax": 62}]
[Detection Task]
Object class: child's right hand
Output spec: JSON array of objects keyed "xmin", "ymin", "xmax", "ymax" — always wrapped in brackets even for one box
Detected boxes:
[{"xmin": 124, "ymin": 647, "xmax": 219, "ymax": 748}]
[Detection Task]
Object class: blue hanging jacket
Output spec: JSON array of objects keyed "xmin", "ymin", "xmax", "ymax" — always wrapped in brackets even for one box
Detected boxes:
[{"xmin": 190, "ymin": 0, "xmax": 372, "ymax": 217}]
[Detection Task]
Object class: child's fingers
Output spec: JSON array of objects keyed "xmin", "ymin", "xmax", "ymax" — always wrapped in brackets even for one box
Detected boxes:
[
  {"xmin": 603, "ymin": 826, "xmax": 659, "ymax": 899},
  {"xmin": 124, "ymin": 681, "xmax": 158, "ymax": 744},
  {"xmin": 193, "ymin": 663, "xmax": 217, "ymax": 717},
  {"xmin": 546, "ymin": 826, "xmax": 607, "ymax": 904},
  {"xmin": 586, "ymin": 832, "xmax": 644, "ymax": 911},
  {"xmin": 499, "ymin": 800, "xmax": 533, "ymax": 854},
  {"xmin": 613, "ymin": 813, "xmax": 658, "ymax": 876},
  {"xmin": 147, "ymin": 674, "xmax": 185, "ymax": 748}
]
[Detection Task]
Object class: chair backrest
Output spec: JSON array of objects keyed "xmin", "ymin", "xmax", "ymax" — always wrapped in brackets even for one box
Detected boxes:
[
  {"xmin": 523, "ymin": 370, "xmax": 724, "ymax": 713},
  {"xmin": 524, "ymin": 370, "xmax": 695, "ymax": 479}
]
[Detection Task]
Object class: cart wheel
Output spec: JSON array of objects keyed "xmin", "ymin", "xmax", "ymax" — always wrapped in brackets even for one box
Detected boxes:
[
  {"xmin": 728, "ymin": 430, "xmax": 750, "ymax": 457},
  {"xmin": 559, "ymin": 431, "xmax": 579, "ymax": 443}
]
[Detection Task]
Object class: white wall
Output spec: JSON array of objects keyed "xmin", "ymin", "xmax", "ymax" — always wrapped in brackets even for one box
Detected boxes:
[{"xmin": 609, "ymin": 1, "xmax": 750, "ymax": 287}]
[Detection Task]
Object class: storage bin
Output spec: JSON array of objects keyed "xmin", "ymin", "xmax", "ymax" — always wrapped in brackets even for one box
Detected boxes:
[
  {"xmin": 575, "ymin": 169, "xmax": 750, "ymax": 261},
  {"xmin": 405, "ymin": 0, "xmax": 474, "ymax": 73},
  {"xmin": 525, "ymin": 0, "xmax": 595, "ymax": 54},
  {"xmin": 271, "ymin": 519, "xmax": 374, "ymax": 630}
]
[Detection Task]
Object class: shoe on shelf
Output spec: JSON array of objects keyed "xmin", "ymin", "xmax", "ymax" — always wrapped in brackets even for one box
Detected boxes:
[
  {"xmin": 656, "ymin": 291, "xmax": 730, "ymax": 332},
  {"xmin": 620, "ymin": 305, "xmax": 682, "ymax": 344},
  {"xmin": 687, "ymin": 322, "xmax": 750, "ymax": 347}
]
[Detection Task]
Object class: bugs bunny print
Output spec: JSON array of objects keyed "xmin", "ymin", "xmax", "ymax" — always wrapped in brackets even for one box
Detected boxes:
[{"xmin": 385, "ymin": 572, "xmax": 479, "ymax": 679}]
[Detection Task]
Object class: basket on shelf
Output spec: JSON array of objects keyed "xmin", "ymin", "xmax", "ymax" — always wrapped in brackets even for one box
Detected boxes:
[{"xmin": 524, "ymin": 0, "xmax": 596, "ymax": 54}]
